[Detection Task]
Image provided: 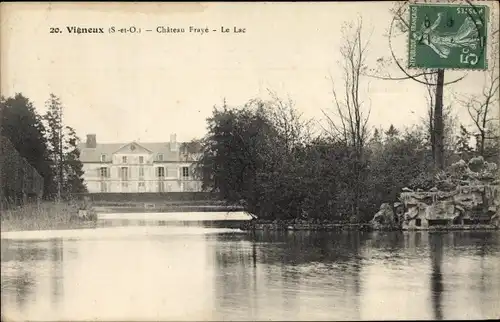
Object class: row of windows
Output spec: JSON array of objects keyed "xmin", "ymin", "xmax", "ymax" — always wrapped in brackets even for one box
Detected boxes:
[
  {"xmin": 99, "ymin": 166, "xmax": 190, "ymax": 178},
  {"xmin": 100, "ymin": 154, "xmax": 166, "ymax": 163},
  {"xmin": 100, "ymin": 181, "xmax": 146, "ymax": 192},
  {"xmin": 100, "ymin": 181, "xmax": 193, "ymax": 192}
]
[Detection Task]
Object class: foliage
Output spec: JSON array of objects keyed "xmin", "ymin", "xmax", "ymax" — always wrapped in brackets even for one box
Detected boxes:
[
  {"xmin": 63, "ymin": 126, "xmax": 87, "ymax": 194},
  {"xmin": 197, "ymin": 98, "xmax": 441, "ymax": 223},
  {"xmin": 368, "ymin": 127, "xmax": 434, "ymax": 203},
  {"xmin": 1, "ymin": 93, "xmax": 86, "ymax": 204},
  {"xmin": 455, "ymin": 125, "xmax": 474, "ymax": 162},
  {"xmin": 1, "ymin": 93, "xmax": 55, "ymax": 198},
  {"xmin": 43, "ymin": 94, "xmax": 87, "ymax": 199}
]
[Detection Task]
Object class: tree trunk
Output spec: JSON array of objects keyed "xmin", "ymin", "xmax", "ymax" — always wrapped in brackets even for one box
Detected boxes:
[
  {"xmin": 434, "ymin": 69, "xmax": 445, "ymax": 170},
  {"xmin": 480, "ymin": 133, "xmax": 485, "ymax": 157},
  {"xmin": 0, "ymin": 135, "xmax": 3, "ymax": 212}
]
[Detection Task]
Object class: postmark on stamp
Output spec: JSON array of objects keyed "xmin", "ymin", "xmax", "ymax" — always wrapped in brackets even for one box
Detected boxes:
[{"xmin": 408, "ymin": 3, "xmax": 489, "ymax": 70}]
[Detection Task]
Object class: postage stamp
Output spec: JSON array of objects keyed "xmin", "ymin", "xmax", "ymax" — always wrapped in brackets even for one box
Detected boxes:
[{"xmin": 408, "ymin": 3, "xmax": 489, "ymax": 70}]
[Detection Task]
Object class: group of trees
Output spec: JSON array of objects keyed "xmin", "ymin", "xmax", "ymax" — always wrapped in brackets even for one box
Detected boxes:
[
  {"xmin": 196, "ymin": 94, "xmax": 497, "ymax": 223},
  {"xmin": 196, "ymin": 7, "xmax": 499, "ymax": 222},
  {"xmin": 1, "ymin": 93, "xmax": 86, "ymax": 203}
]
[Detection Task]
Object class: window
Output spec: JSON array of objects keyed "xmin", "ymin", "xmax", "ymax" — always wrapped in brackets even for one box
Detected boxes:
[
  {"xmin": 157, "ymin": 154, "xmax": 164, "ymax": 161},
  {"xmin": 122, "ymin": 156, "xmax": 127, "ymax": 164},
  {"xmin": 100, "ymin": 154, "xmax": 107, "ymax": 162},
  {"xmin": 139, "ymin": 167, "xmax": 144, "ymax": 178},
  {"xmin": 99, "ymin": 167, "xmax": 108, "ymax": 178},
  {"xmin": 120, "ymin": 167, "xmax": 128, "ymax": 180},
  {"xmin": 138, "ymin": 182, "xmax": 145, "ymax": 189},
  {"xmin": 415, "ymin": 219, "xmax": 422, "ymax": 227},
  {"xmin": 158, "ymin": 181, "xmax": 165, "ymax": 193},
  {"xmin": 100, "ymin": 182, "xmax": 107, "ymax": 192},
  {"xmin": 139, "ymin": 156, "xmax": 144, "ymax": 164},
  {"xmin": 182, "ymin": 166, "xmax": 189, "ymax": 178},
  {"xmin": 157, "ymin": 167, "xmax": 165, "ymax": 177}
]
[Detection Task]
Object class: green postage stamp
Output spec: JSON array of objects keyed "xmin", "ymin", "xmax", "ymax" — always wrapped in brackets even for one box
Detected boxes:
[{"xmin": 408, "ymin": 3, "xmax": 489, "ymax": 70}]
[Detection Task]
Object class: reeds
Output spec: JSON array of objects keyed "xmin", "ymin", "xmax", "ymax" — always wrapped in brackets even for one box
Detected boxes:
[{"xmin": 0, "ymin": 201, "xmax": 90, "ymax": 232}]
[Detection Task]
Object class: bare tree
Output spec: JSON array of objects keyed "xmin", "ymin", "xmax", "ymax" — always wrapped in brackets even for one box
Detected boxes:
[
  {"xmin": 322, "ymin": 17, "xmax": 372, "ymax": 221},
  {"xmin": 455, "ymin": 24, "xmax": 500, "ymax": 158},
  {"xmin": 245, "ymin": 90, "xmax": 313, "ymax": 158},
  {"xmin": 264, "ymin": 90, "xmax": 314, "ymax": 153},
  {"xmin": 323, "ymin": 17, "xmax": 372, "ymax": 156}
]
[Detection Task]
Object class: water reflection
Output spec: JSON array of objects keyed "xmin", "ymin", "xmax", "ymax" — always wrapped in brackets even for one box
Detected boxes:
[
  {"xmin": 429, "ymin": 233, "xmax": 444, "ymax": 320},
  {"xmin": 1, "ymin": 219, "xmax": 500, "ymax": 321},
  {"xmin": 1, "ymin": 238, "xmax": 65, "ymax": 316},
  {"xmin": 210, "ymin": 232, "xmax": 369, "ymax": 320},
  {"xmin": 50, "ymin": 239, "xmax": 64, "ymax": 309}
]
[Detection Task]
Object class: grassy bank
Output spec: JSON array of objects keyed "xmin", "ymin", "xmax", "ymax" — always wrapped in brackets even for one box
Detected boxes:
[{"xmin": 1, "ymin": 202, "xmax": 97, "ymax": 233}]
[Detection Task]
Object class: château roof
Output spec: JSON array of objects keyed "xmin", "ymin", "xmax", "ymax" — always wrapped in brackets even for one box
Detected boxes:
[{"xmin": 77, "ymin": 141, "xmax": 202, "ymax": 163}]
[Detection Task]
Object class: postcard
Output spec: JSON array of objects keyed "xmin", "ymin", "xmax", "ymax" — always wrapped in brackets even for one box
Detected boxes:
[{"xmin": 1, "ymin": 2, "xmax": 499, "ymax": 321}]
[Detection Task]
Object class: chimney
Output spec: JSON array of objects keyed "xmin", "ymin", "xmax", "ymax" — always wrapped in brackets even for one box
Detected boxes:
[
  {"xmin": 86, "ymin": 134, "xmax": 97, "ymax": 148},
  {"xmin": 170, "ymin": 133, "xmax": 178, "ymax": 151}
]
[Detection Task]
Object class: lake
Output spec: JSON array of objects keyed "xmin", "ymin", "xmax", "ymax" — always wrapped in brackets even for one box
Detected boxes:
[{"xmin": 1, "ymin": 213, "xmax": 500, "ymax": 321}]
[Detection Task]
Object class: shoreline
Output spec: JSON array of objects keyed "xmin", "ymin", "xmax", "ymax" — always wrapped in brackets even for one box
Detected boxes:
[
  {"xmin": 239, "ymin": 220, "xmax": 500, "ymax": 232},
  {"xmin": 1, "ymin": 220, "xmax": 97, "ymax": 233},
  {"xmin": 2, "ymin": 218, "xmax": 498, "ymax": 234},
  {"xmin": 2, "ymin": 201, "xmax": 498, "ymax": 234},
  {"xmin": 1, "ymin": 213, "xmax": 98, "ymax": 233},
  {"xmin": 240, "ymin": 220, "xmax": 374, "ymax": 232},
  {"xmin": 0, "ymin": 202, "xmax": 245, "ymax": 233}
]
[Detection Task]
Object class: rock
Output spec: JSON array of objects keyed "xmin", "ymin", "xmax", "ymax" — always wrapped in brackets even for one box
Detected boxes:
[
  {"xmin": 396, "ymin": 159, "xmax": 499, "ymax": 230},
  {"xmin": 78, "ymin": 209, "xmax": 88, "ymax": 218},
  {"xmin": 468, "ymin": 156, "xmax": 486, "ymax": 173},
  {"xmin": 437, "ymin": 179, "xmax": 457, "ymax": 192},
  {"xmin": 72, "ymin": 209, "xmax": 97, "ymax": 221},
  {"xmin": 487, "ymin": 206, "xmax": 497, "ymax": 215},
  {"xmin": 371, "ymin": 203, "xmax": 397, "ymax": 230},
  {"xmin": 455, "ymin": 205, "xmax": 465, "ymax": 216},
  {"xmin": 426, "ymin": 200, "xmax": 455, "ymax": 220},
  {"xmin": 490, "ymin": 214, "xmax": 500, "ymax": 228},
  {"xmin": 486, "ymin": 162, "xmax": 498, "ymax": 173},
  {"xmin": 451, "ymin": 159, "xmax": 468, "ymax": 173}
]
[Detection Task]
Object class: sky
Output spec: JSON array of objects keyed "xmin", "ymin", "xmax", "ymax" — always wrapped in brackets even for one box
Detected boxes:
[{"xmin": 1, "ymin": 2, "xmax": 498, "ymax": 144}]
